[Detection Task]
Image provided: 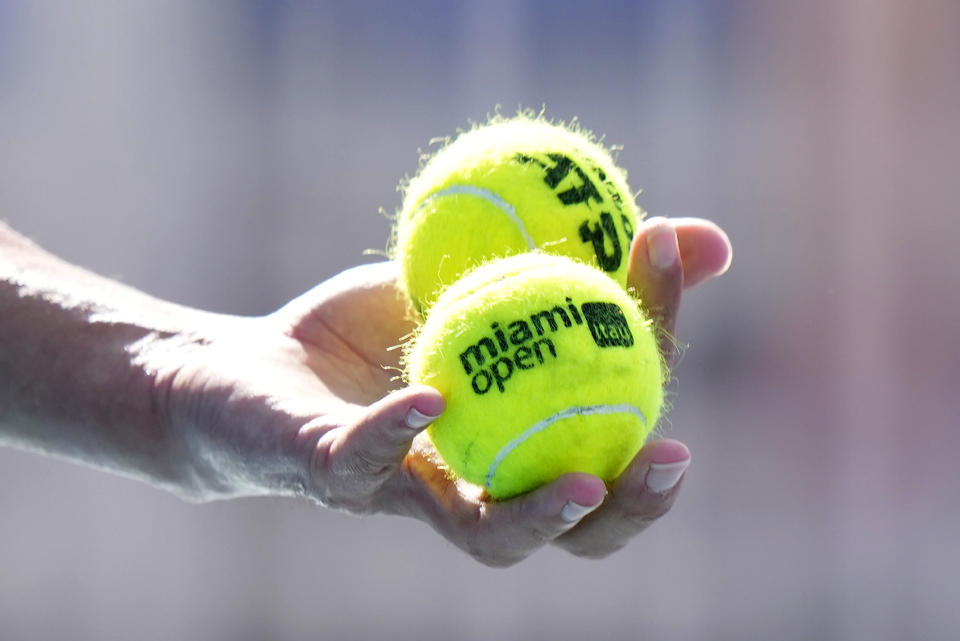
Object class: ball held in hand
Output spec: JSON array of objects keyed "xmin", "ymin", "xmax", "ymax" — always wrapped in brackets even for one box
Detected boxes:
[
  {"xmin": 393, "ymin": 116, "xmax": 643, "ymax": 312},
  {"xmin": 404, "ymin": 253, "xmax": 664, "ymax": 500}
]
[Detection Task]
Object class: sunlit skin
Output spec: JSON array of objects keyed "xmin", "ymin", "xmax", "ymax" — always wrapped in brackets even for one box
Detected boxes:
[{"xmin": 0, "ymin": 217, "xmax": 731, "ymax": 567}]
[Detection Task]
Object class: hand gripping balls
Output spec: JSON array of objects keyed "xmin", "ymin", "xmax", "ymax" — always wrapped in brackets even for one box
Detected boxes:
[
  {"xmin": 404, "ymin": 253, "xmax": 664, "ymax": 500},
  {"xmin": 393, "ymin": 116, "xmax": 643, "ymax": 312}
]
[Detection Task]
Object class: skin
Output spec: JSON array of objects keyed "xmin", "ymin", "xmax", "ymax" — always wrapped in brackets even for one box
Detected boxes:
[{"xmin": 0, "ymin": 217, "xmax": 731, "ymax": 567}]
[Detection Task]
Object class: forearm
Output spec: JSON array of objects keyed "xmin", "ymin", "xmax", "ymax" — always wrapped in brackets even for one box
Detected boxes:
[{"xmin": 0, "ymin": 223, "xmax": 204, "ymax": 494}]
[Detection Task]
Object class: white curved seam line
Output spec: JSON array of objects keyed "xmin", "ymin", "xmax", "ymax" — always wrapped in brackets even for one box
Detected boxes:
[
  {"xmin": 485, "ymin": 403, "xmax": 647, "ymax": 489},
  {"xmin": 418, "ymin": 185, "xmax": 536, "ymax": 250}
]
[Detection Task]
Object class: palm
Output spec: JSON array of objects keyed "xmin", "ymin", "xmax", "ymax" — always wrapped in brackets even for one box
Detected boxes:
[{"xmin": 278, "ymin": 262, "xmax": 415, "ymax": 407}]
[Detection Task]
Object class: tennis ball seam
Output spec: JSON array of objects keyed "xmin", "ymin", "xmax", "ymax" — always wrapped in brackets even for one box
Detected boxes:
[
  {"xmin": 414, "ymin": 184, "xmax": 537, "ymax": 250},
  {"xmin": 484, "ymin": 402, "xmax": 647, "ymax": 490}
]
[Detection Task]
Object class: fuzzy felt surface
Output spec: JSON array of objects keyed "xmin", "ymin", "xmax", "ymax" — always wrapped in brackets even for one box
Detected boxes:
[
  {"xmin": 405, "ymin": 253, "xmax": 664, "ymax": 499},
  {"xmin": 394, "ymin": 115, "xmax": 642, "ymax": 312}
]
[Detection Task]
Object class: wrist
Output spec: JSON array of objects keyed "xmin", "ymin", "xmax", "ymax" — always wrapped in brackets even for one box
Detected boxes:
[
  {"xmin": 0, "ymin": 225, "xmax": 210, "ymax": 494},
  {"xmin": 142, "ymin": 313, "xmax": 317, "ymax": 502},
  {"xmin": 1, "ymin": 224, "xmax": 314, "ymax": 503}
]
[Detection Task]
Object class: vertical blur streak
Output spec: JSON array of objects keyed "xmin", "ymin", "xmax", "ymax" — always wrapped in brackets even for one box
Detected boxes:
[
  {"xmin": 458, "ymin": 0, "xmax": 524, "ymax": 113},
  {"xmin": 834, "ymin": 0, "xmax": 904, "ymax": 637},
  {"xmin": 832, "ymin": 1, "xmax": 960, "ymax": 637}
]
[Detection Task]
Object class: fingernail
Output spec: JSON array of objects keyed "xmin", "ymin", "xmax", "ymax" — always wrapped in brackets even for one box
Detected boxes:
[
  {"xmin": 646, "ymin": 221, "xmax": 679, "ymax": 270},
  {"xmin": 645, "ymin": 459, "xmax": 690, "ymax": 494},
  {"xmin": 405, "ymin": 407, "xmax": 439, "ymax": 429},
  {"xmin": 560, "ymin": 499, "xmax": 603, "ymax": 523}
]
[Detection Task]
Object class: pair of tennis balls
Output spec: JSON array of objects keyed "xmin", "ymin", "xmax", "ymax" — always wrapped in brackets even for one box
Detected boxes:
[{"xmin": 395, "ymin": 116, "xmax": 665, "ymax": 500}]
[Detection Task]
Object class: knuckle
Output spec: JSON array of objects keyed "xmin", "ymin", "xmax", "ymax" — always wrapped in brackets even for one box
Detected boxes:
[
  {"xmin": 623, "ymin": 501, "xmax": 671, "ymax": 529},
  {"xmin": 310, "ymin": 485, "xmax": 376, "ymax": 515},
  {"xmin": 482, "ymin": 555, "xmax": 522, "ymax": 569},
  {"xmin": 527, "ymin": 521, "xmax": 560, "ymax": 546},
  {"xmin": 323, "ymin": 435, "xmax": 395, "ymax": 481},
  {"xmin": 312, "ymin": 434, "xmax": 335, "ymax": 475},
  {"xmin": 462, "ymin": 529, "xmax": 486, "ymax": 561},
  {"xmin": 623, "ymin": 511, "xmax": 659, "ymax": 531},
  {"xmin": 459, "ymin": 512, "xmax": 531, "ymax": 568},
  {"xmin": 338, "ymin": 450, "xmax": 395, "ymax": 478},
  {"xmin": 555, "ymin": 534, "xmax": 628, "ymax": 560},
  {"xmin": 466, "ymin": 544, "xmax": 521, "ymax": 568},
  {"xmin": 307, "ymin": 434, "xmax": 383, "ymax": 516},
  {"xmin": 573, "ymin": 540, "xmax": 627, "ymax": 560},
  {"xmin": 462, "ymin": 529, "xmax": 509, "ymax": 568}
]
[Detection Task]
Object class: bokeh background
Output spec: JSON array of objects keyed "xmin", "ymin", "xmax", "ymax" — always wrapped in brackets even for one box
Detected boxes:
[{"xmin": 2, "ymin": 1, "xmax": 959, "ymax": 639}]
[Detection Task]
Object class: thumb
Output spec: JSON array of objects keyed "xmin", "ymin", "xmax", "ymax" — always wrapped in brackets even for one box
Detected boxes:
[
  {"xmin": 629, "ymin": 217, "xmax": 684, "ymax": 365},
  {"xmin": 320, "ymin": 385, "xmax": 445, "ymax": 499}
]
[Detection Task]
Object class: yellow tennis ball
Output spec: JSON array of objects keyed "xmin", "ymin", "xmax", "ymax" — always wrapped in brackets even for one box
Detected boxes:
[
  {"xmin": 404, "ymin": 253, "xmax": 664, "ymax": 500},
  {"xmin": 393, "ymin": 115, "xmax": 642, "ymax": 312}
]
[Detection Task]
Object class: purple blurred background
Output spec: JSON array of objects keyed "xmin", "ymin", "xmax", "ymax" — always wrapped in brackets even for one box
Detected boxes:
[{"xmin": 2, "ymin": 1, "xmax": 959, "ymax": 639}]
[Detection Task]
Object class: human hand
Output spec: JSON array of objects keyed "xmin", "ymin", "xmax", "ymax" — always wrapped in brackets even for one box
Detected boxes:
[
  {"xmin": 551, "ymin": 216, "xmax": 731, "ymax": 558},
  {"xmin": 158, "ymin": 217, "xmax": 730, "ymax": 566}
]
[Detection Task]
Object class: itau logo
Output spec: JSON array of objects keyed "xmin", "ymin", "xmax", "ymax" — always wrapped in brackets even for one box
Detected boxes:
[{"xmin": 582, "ymin": 302, "xmax": 634, "ymax": 348}]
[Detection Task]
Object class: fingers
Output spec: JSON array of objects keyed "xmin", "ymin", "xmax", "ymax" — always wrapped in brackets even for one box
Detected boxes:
[
  {"xmin": 673, "ymin": 217, "xmax": 733, "ymax": 288},
  {"xmin": 396, "ymin": 458, "xmax": 610, "ymax": 568},
  {"xmin": 630, "ymin": 218, "xmax": 684, "ymax": 363},
  {"xmin": 316, "ymin": 385, "xmax": 687, "ymax": 566},
  {"xmin": 456, "ymin": 474, "xmax": 608, "ymax": 567},
  {"xmin": 399, "ymin": 439, "xmax": 686, "ymax": 567},
  {"xmin": 552, "ymin": 439, "xmax": 691, "ymax": 559},
  {"xmin": 630, "ymin": 217, "xmax": 733, "ymax": 364},
  {"xmin": 310, "ymin": 385, "xmax": 444, "ymax": 512},
  {"xmin": 309, "ymin": 385, "xmax": 614, "ymax": 567}
]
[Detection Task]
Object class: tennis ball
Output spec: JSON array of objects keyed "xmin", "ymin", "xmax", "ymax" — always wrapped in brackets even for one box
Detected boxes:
[
  {"xmin": 404, "ymin": 253, "xmax": 664, "ymax": 500},
  {"xmin": 393, "ymin": 115, "xmax": 642, "ymax": 312}
]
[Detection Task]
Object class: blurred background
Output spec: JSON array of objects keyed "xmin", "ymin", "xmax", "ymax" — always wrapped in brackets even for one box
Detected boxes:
[{"xmin": 1, "ymin": 1, "xmax": 959, "ymax": 639}]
